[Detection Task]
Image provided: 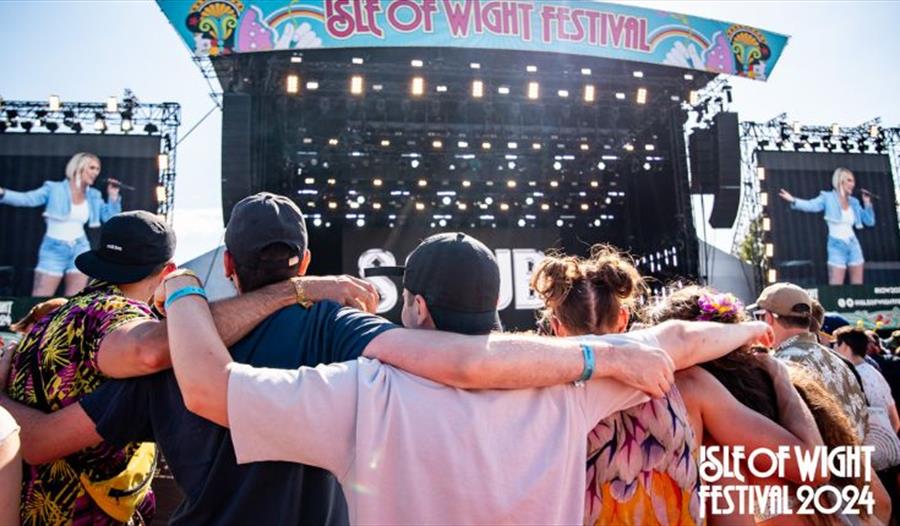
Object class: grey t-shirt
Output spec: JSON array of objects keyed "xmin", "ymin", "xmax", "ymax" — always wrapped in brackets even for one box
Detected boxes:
[{"xmin": 227, "ymin": 332, "xmax": 656, "ymax": 525}]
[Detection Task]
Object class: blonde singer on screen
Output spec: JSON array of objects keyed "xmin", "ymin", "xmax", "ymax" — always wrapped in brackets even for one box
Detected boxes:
[{"xmin": 778, "ymin": 167, "xmax": 875, "ymax": 285}]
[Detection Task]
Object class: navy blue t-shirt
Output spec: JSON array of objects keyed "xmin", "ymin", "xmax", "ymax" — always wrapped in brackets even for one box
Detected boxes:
[{"xmin": 80, "ymin": 301, "xmax": 397, "ymax": 525}]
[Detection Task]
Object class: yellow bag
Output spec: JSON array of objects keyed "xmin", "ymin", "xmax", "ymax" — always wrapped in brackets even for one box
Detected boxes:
[{"xmin": 79, "ymin": 442, "xmax": 158, "ymax": 523}]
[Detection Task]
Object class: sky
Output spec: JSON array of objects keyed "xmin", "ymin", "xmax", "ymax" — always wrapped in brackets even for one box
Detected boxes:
[{"xmin": 1, "ymin": 0, "xmax": 899, "ymax": 263}]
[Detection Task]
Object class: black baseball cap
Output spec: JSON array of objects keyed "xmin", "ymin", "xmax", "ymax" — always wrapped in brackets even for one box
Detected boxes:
[
  {"xmin": 366, "ymin": 232, "xmax": 502, "ymax": 335},
  {"xmin": 75, "ymin": 210, "xmax": 175, "ymax": 283},
  {"xmin": 225, "ymin": 192, "xmax": 308, "ymax": 267}
]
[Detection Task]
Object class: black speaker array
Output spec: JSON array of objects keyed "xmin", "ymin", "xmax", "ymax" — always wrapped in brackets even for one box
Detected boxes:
[{"xmin": 689, "ymin": 112, "xmax": 742, "ymax": 228}]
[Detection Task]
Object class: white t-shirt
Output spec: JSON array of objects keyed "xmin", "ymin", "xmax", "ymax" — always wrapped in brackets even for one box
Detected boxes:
[
  {"xmin": 0, "ymin": 407, "xmax": 18, "ymax": 443},
  {"xmin": 46, "ymin": 200, "xmax": 89, "ymax": 241},
  {"xmin": 828, "ymin": 206, "xmax": 855, "ymax": 240},
  {"xmin": 227, "ymin": 332, "xmax": 655, "ymax": 525}
]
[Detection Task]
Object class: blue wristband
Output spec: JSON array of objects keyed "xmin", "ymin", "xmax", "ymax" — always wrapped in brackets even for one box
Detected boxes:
[
  {"xmin": 576, "ymin": 344, "xmax": 595, "ymax": 384},
  {"xmin": 164, "ymin": 286, "xmax": 208, "ymax": 311}
]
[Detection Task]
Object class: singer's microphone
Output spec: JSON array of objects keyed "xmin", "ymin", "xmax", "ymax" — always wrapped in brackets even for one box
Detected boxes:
[
  {"xmin": 103, "ymin": 178, "xmax": 136, "ymax": 191},
  {"xmin": 860, "ymin": 189, "xmax": 880, "ymax": 200}
]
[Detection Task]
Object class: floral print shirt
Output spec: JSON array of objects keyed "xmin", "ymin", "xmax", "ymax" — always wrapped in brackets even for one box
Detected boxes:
[
  {"xmin": 6, "ymin": 282, "xmax": 156, "ymax": 525},
  {"xmin": 775, "ymin": 333, "xmax": 869, "ymax": 442}
]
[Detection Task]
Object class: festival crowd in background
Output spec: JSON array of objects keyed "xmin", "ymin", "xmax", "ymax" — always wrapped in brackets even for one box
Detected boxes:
[{"xmin": 1, "ymin": 190, "xmax": 900, "ymax": 526}]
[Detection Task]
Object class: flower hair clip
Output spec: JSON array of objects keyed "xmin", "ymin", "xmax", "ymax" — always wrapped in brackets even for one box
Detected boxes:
[{"xmin": 697, "ymin": 293, "xmax": 743, "ymax": 322}]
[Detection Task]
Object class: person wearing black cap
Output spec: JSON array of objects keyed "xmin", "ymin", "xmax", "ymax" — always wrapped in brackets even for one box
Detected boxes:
[
  {"xmin": 377, "ymin": 232, "xmax": 502, "ymax": 335},
  {"xmin": 0, "ymin": 204, "xmax": 379, "ymax": 526}
]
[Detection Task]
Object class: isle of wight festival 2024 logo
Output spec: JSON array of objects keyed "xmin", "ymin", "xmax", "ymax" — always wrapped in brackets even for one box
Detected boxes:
[{"xmin": 180, "ymin": 0, "xmax": 775, "ymax": 81}]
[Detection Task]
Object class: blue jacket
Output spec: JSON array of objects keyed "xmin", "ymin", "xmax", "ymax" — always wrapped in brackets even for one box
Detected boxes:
[
  {"xmin": 0, "ymin": 180, "xmax": 120, "ymax": 228},
  {"xmin": 791, "ymin": 190, "xmax": 875, "ymax": 230}
]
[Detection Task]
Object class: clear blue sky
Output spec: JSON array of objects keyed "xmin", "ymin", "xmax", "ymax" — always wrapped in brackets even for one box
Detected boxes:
[{"xmin": 2, "ymin": 0, "xmax": 898, "ymax": 261}]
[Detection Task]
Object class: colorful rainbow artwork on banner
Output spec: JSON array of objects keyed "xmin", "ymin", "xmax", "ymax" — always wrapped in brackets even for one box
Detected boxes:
[{"xmin": 158, "ymin": 0, "xmax": 789, "ymax": 81}]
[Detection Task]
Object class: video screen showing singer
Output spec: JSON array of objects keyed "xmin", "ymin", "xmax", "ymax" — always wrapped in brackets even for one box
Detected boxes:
[
  {"xmin": 0, "ymin": 152, "xmax": 123, "ymax": 296},
  {"xmin": 778, "ymin": 167, "xmax": 876, "ymax": 285}
]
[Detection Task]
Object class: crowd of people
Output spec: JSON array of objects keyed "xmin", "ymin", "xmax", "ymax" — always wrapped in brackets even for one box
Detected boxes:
[{"xmin": 0, "ymin": 191, "xmax": 899, "ymax": 526}]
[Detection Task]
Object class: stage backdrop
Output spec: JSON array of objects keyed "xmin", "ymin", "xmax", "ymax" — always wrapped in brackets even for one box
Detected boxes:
[
  {"xmin": 0, "ymin": 134, "xmax": 161, "ymax": 296},
  {"xmin": 757, "ymin": 151, "xmax": 900, "ymax": 288},
  {"xmin": 157, "ymin": 0, "xmax": 788, "ymax": 82},
  {"xmin": 341, "ymin": 226, "xmax": 563, "ymax": 330}
]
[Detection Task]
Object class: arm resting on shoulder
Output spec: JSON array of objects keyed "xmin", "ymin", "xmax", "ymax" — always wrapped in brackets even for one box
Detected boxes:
[
  {"xmin": 648, "ymin": 320, "xmax": 772, "ymax": 370},
  {"xmin": 0, "ymin": 395, "xmax": 100, "ymax": 465},
  {"xmin": 97, "ymin": 279, "xmax": 298, "ymax": 378}
]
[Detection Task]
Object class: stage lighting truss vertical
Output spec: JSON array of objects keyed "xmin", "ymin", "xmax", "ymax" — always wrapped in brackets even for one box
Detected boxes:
[
  {"xmin": 0, "ymin": 96, "xmax": 182, "ymax": 221},
  {"xmin": 731, "ymin": 118, "xmax": 900, "ymax": 291}
]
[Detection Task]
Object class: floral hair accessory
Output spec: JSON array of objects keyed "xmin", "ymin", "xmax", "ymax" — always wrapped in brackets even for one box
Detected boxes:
[{"xmin": 697, "ymin": 292, "xmax": 743, "ymax": 322}]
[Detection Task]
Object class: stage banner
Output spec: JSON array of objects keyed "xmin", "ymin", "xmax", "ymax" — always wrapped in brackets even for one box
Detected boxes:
[
  {"xmin": 157, "ymin": 0, "xmax": 788, "ymax": 81},
  {"xmin": 812, "ymin": 285, "xmax": 900, "ymax": 330}
]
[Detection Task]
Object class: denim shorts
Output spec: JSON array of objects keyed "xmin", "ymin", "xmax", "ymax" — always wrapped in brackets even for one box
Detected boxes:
[
  {"xmin": 35, "ymin": 236, "xmax": 90, "ymax": 277},
  {"xmin": 827, "ymin": 235, "xmax": 865, "ymax": 268}
]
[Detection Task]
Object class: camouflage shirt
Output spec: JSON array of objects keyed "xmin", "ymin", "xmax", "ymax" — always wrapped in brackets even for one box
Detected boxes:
[{"xmin": 775, "ymin": 332, "xmax": 869, "ymax": 441}]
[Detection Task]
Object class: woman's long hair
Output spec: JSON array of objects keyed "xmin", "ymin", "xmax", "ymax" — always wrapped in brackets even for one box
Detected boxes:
[{"xmin": 648, "ymin": 285, "xmax": 779, "ymax": 421}]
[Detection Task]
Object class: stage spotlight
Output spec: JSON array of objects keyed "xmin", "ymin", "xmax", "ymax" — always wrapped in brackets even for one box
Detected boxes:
[
  {"xmin": 158, "ymin": 154, "xmax": 169, "ymax": 171},
  {"xmin": 328, "ymin": 138, "xmax": 339, "ymax": 146},
  {"xmin": 380, "ymin": 139, "xmax": 390, "ymax": 147},
  {"xmin": 688, "ymin": 90, "xmax": 699, "ymax": 105},
  {"xmin": 541, "ymin": 203, "xmax": 550, "ymax": 211},
  {"xmin": 556, "ymin": 219, "xmax": 564, "ymax": 227},
  {"xmin": 472, "ymin": 80, "xmax": 484, "ymax": 98},
  {"xmin": 373, "ymin": 84, "xmax": 383, "ymax": 92},
  {"xmin": 373, "ymin": 178, "xmax": 383, "ymax": 186},
  {"xmin": 633, "ymin": 71, "xmax": 644, "ymax": 78},
  {"xmin": 94, "ymin": 114, "xmax": 107, "ymax": 132},
  {"xmin": 356, "ymin": 218, "xmax": 366, "ymax": 227},
  {"xmin": 557, "ymin": 90, "xmax": 569, "ymax": 98},
  {"xmin": 313, "ymin": 218, "xmax": 323, "ymax": 227},
  {"xmin": 507, "ymin": 162, "xmax": 516, "ymax": 170},
  {"xmin": 760, "ymin": 192, "xmax": 768, "ymax": 206},
  {"xmin": 527, "ymin": 82, "xmax": 539, "ymax": 100},
  {"xmin": 584, "ymin": 85, "xmax": 595, "ymax": 102},
  {"xmin": 462, "ymin": 180, "xmax": 471, "ymax": 187},
  {"xmin": 590, "ymin": 180, "xmax": 599, "ymax": 188},
  {"xmin": 439, "ymin": 219, "xmax": 447, "ymax": 227},
  {"xmin": 643, "ymin": 162, "xmax": 651, "ymax": 170},
  {"xmin": 593, "ymin": 219, "xmax": 601, "ymax": 227},
  {"xmin": 290, "ymin": 55, "xmax": 303, "ymax": 63},
  {"xmin": 767, "ymin": 269, "xmax": 777, "ymax": 284},
  {"xmin": 623, "ymin": 143, "xmax": 634, "ymax": 151},
  {"xmin": 436, "ymin": 85, "xmax": 448, "ymax": 93},
  {"xmin": 505, "ymin": 142, "xmax": 517, "ymax": 150},
  {"xmin": 765, "ymin": 243, "xmax": 774, "ymax": 258},
  {"xmin": 121, "ymin": 118, "xmax": 133, "ymax": 132},
  {"xmin": 482, "ymin": 141, "xmax": 491, "ymax": 150},
  {"xmin": 507, "ymin": 180, "xmax": 517, "ymax": 188},
  {"xmin": 485, "ymin": 197, "xmax": 494, "ymax": 205},
  {"xmin": 415, "ymin": 202, "xmax": 426, "ymax": 211},
  {"xmin": 580, "ymin": 203, "xmax": 589, "ymax": 211},
  {"xmin": 286, "ymin": 75, "xmax": 300, "ymax": 94},
  {"xmin": 757, "ymin": 167, "xmax": 766, "ymax": 181},
  {"xmin": 328, "ymin": 201, "xmax": 338, "ymax": 209},
  {"xmin": 645, "ymin": 144, "xmax": 655, "ymax": 151},
  {"xmin": 580, "ymin": 144, "xmax": 589, "ymax": 151},
  {"xmin": 156, "ymin": 185, "xmax": 167, "ymax": 204},
  {"xmin": 106, "ymin": 96, "xmax": 118, "ymax": 113},
  {"xmin": 526, "ymin": 65, "xmax": 537, "ymax": 72},
  {"xmin": 412, "ymin": 160, "xmax": 421, "ymax": 169},
  {"xmin": 470, "ymin": 62, "xmax": 481, "ymax": 69},
  {"xmin": 597, "ymin": 161, "xmax": 606, "ymax": 170},
  {"xmin": 532, "ymin": 143, "xmax": 541, "ymax": 150},
  {"xmin": 411, "ymin": 59, "xmax": 424, "ymax": 68},
  {"xmin": 636, "ymin": 88, "xmax": 647, "ymax": 104},
  {"xmin": 457, "ymin": 202, "xmax": 467, "ymax": 210},
  {"xmin": 550, "ymin": 180, "xmax": 559, "ymax": 188},
  {"xmin": 581, "ymin": 68, "xmax": 592, "ymax": 75},
  {"xmin": 552, "ymin": 161, "xmax": 562, "ymax": 171},
  {"xmin": 762, "ymin": 217, "xmax": 771, "ymax": 231},
  {"xmin": 352, "ymin": 57, "xmax": 364, "ymax": 64},
  {"xmin": 350, "ymin": 75, "xmax": 364, "ymax": 95},
  {"xmin": 304, "ymin": 177, "xmax": 315, "ymax": 185},
  {"xmin": 615, "ymin": 92, "xmax": 626, "ymax": 100},
  {"xmin": 518, "ymin": 219, "xmax": 526, "ymax": 227},
  {"xmin": 498, "ymin": 86, "xmax": 510, "ymax": 95},
  {"xmin": 458, "ymin": 140, "xmax": 469, "ymax": 148},
  {"xmin": 48, "ymin": 95, "xmax": 61, "ymax": 111},
  {"xmin": 306, "ymin": 81, "xmax": 319, "ymax": 90},
  {"xmin": 441, "ymin": 196, "xmax": 452, "ymax": 205},
  {"xmin": 411, "ymin": 77, "xmax": 425, "ymax": 96},
  {"xmin": 500, "ymin": 203, "xmax": 509, "ymax": 211}
]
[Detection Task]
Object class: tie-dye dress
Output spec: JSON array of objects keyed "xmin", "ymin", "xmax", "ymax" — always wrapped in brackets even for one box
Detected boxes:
[
  {"xmin": 6, "ymin": 281, "xmax": 156, "ymax": 525},
  {"xmin": 585, "ymin": 387, "xmax": 701, "ymax": 526}
]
